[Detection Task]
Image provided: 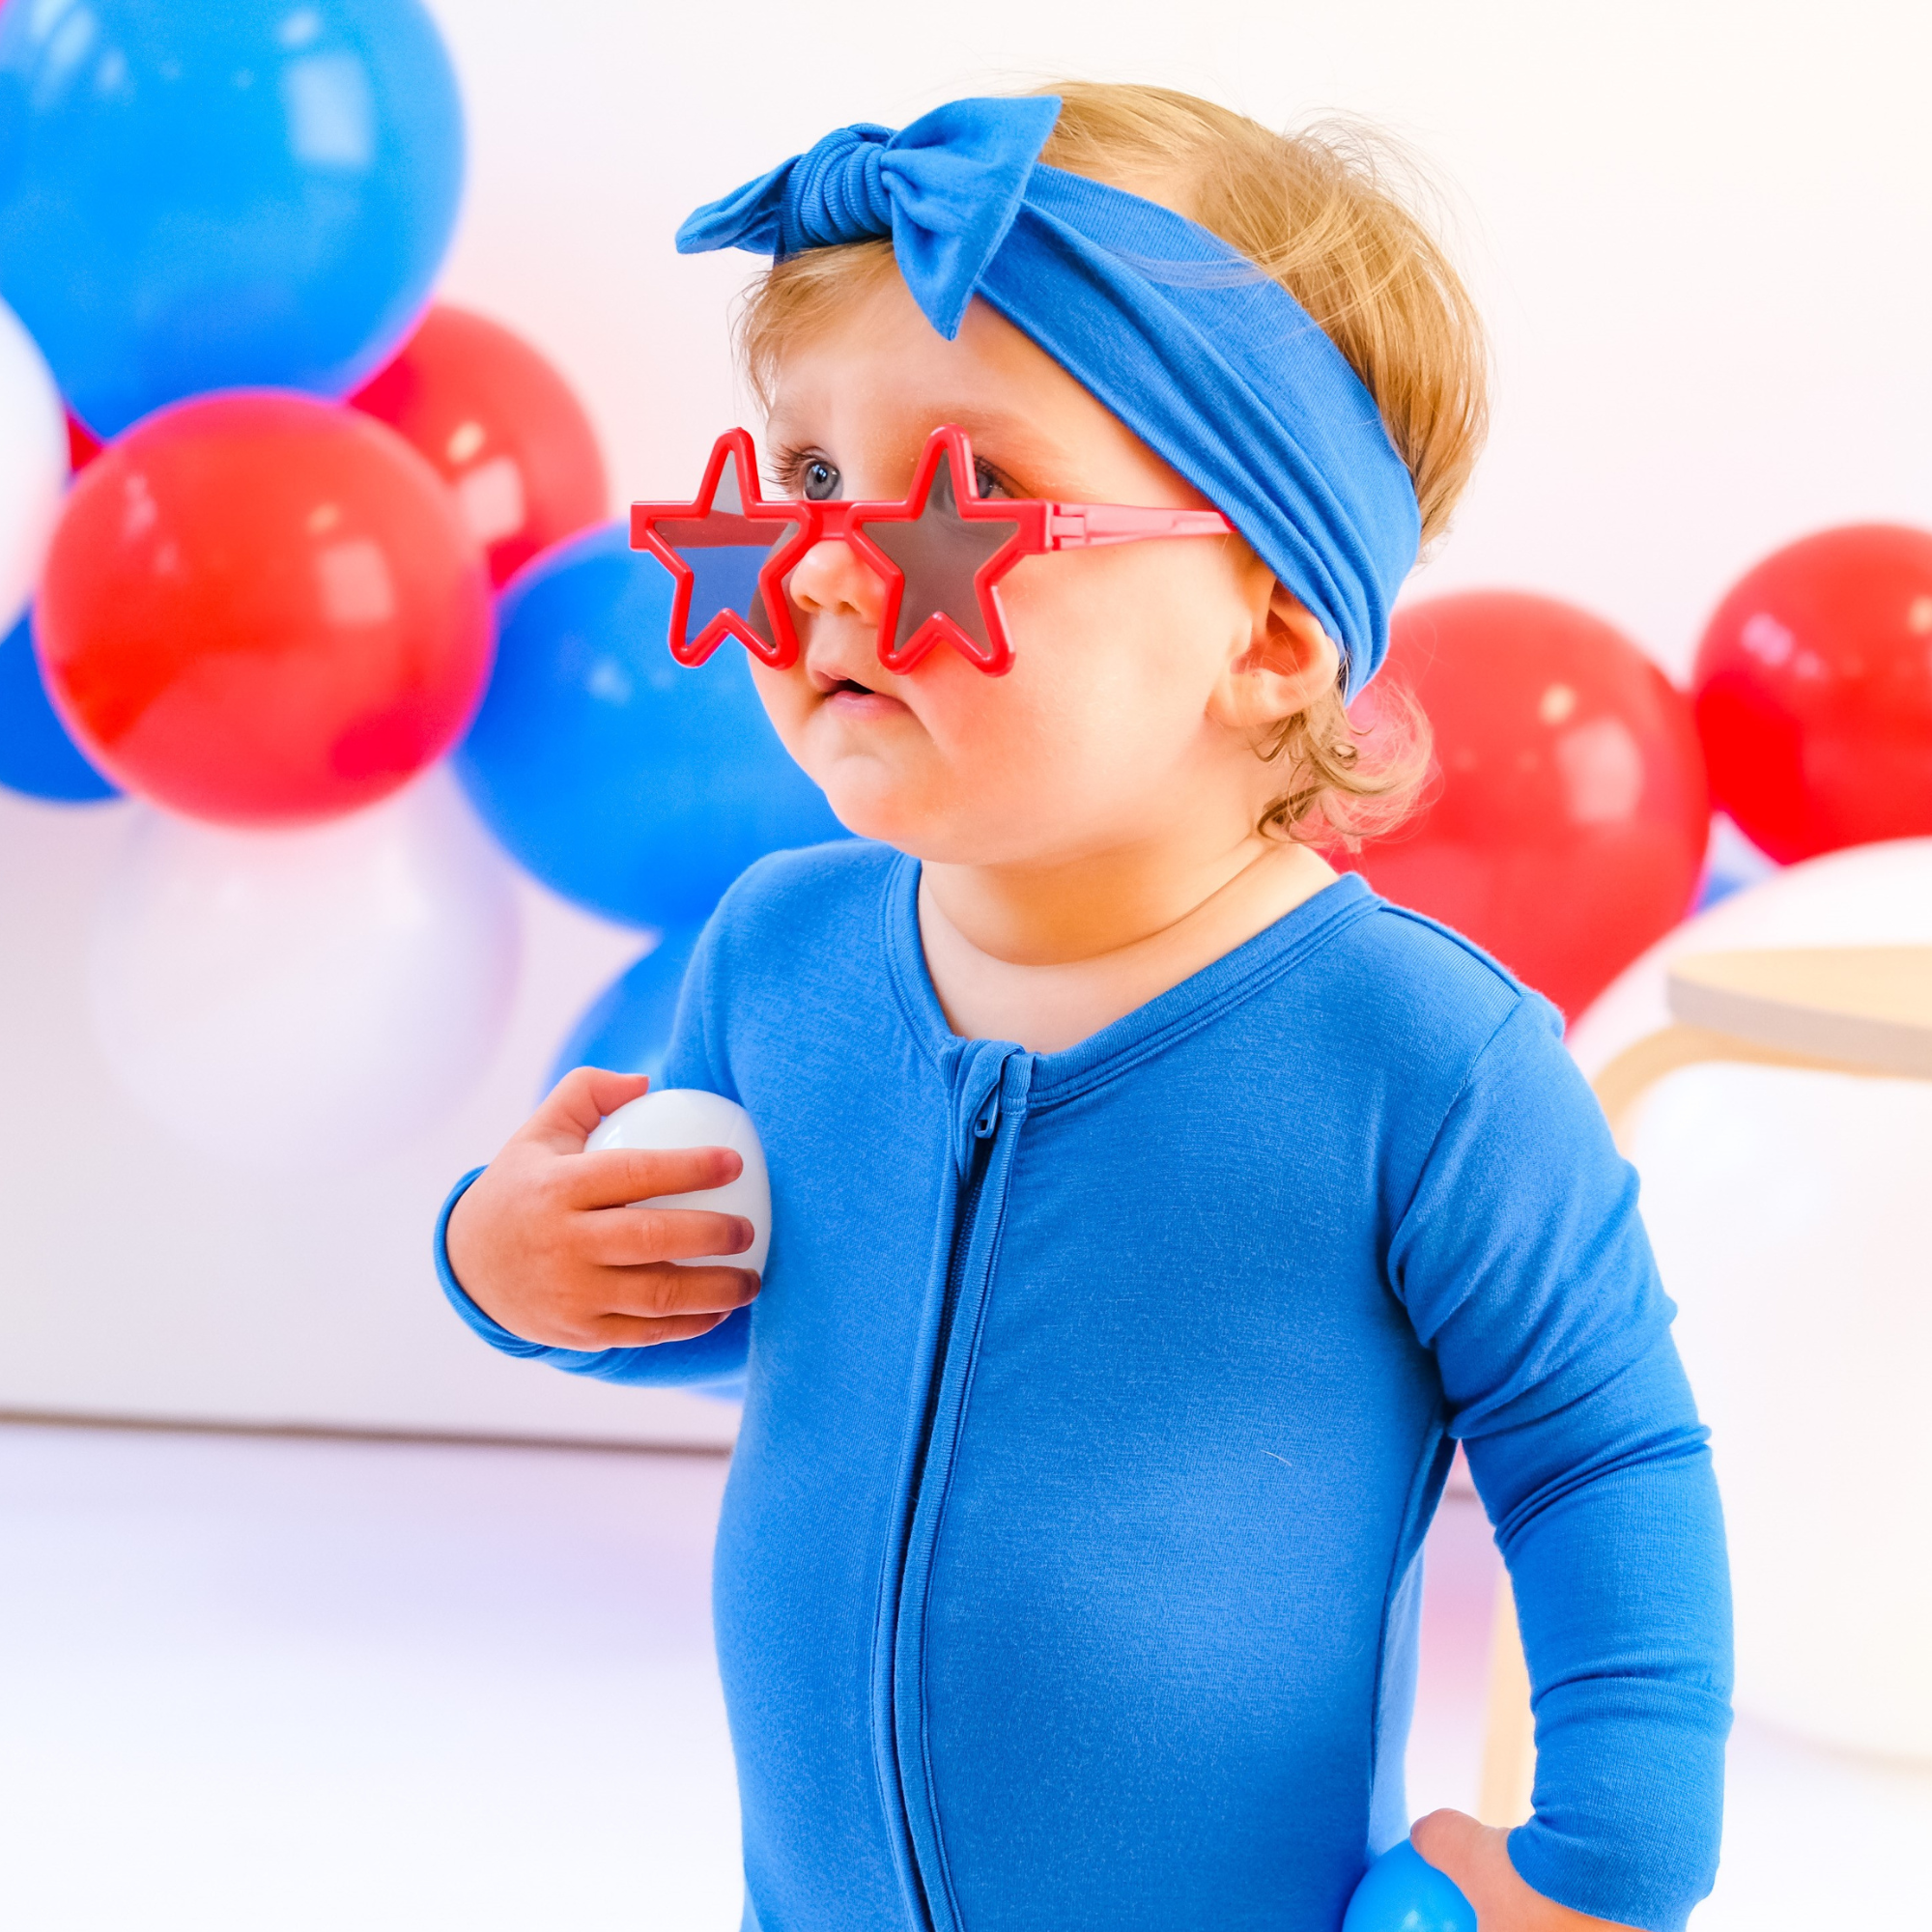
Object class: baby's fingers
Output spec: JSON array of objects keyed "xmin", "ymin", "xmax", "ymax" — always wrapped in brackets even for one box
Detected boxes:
[
  {"xmin": 578, "ymin": 1309, "xmax": 736, "ymax": 1350},
  {"xmin": 521, "ymin": 1065, "xmax": 651, "ymax": 1154},
  {"xmin": 566, "ymin": 1143, "xmax": 742, "ymax": 1210},
  {"xmin": 602, "ymin": 1262, "xmax": 761, "ymax": 1321},
  {"xmin": 515, "ymin": 1264, "xmax": 756, "ymax": 1351},
  {"xmin": 582, "ymin": 1204, "xmax": 754, "ymax": 1266}
]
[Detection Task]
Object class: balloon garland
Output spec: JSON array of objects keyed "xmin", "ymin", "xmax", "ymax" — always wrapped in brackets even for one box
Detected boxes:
[{"xmin": 0, "ymin": 0, "xmax": 852, "ymax": 1161}]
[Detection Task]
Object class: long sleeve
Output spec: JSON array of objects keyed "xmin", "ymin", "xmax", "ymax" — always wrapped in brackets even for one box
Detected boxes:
[
  {"xmin": 431, "ymin": 918, "xmax": 753, "ymax": 1390},
  {"xmin": 1387, "ymin": 994, "xmax": 1732, "ymax": 1932}
]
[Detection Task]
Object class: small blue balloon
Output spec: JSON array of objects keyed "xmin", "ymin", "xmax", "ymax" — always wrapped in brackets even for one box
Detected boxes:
[
  {"xmin": 0, "ymin": 0, "xmax": 464, "ymax": 436},
  {"xmin": 546, "ymin": 923, "xmax": 704, "ymax": 1096},
  {"xmin": 0, "ymin": 611, "xmax": 120, "ymax": 803},
  {"xmin": 1342, "ymin": 1841, "xmax": 1475, "ymax": 1932},
  {"xmin": 458, "ymin": 524, "xmax": 847, "ymax": 929}
]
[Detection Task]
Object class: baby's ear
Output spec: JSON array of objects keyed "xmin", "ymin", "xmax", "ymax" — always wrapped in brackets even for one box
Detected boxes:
[{"xmin": 1211, "ymin": 582, "xmax": 1342, "ymax": 732}]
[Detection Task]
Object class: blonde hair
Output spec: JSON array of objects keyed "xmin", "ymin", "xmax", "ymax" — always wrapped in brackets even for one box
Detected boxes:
[{"xmin": 739, "ymin": 81, "xmax": 1491, "ymax": 845}]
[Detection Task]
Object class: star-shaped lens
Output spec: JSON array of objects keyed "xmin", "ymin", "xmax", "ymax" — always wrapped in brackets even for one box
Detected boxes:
[
  {"xmin": 632, "ymin": 432, "xmax": 806, "ymax": 667},
  {"xmin": 854, "ymin": 438, "xmax": 1024, "ymax": 674}
]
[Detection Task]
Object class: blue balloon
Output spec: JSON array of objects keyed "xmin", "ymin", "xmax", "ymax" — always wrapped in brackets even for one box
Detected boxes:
[
  {"xmin": 0, "ymin": 612, "xmax": 119, "ymax": 803},
  {"xmin": 1342, "ymin": 1842, "xmax": 1475, "ymax": 1932},
  {"xmin": 546, "ymin": 924, "xmax": 704, "ymax": 1095},
  {"xmin": 458, "ymin": 524, "xmax": 848, "ymax": 928},
  {"xmin": 0, "ymin": 0, "xmax": 464, "ymax": 436}
]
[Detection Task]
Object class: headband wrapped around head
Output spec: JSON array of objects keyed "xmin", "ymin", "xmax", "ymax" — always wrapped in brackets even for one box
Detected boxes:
[{"xmin": 678, "ymin": 96, "xmax": 1421, "ymax": 695}]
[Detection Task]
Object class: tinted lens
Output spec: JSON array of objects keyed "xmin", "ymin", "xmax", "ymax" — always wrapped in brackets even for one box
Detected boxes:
[
  {"xmin": 655, "ymin": 465, "xmax": 799, "ymax": 645},
  {"xmin": 858, "ymin": 462, "xmax": 1020, "ymax": 658}
]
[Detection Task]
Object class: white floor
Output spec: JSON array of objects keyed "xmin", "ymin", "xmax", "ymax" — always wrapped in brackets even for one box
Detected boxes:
[{"xmin": 0, "ymin": 1425, "xmax": 1923, "ymax": 1930}]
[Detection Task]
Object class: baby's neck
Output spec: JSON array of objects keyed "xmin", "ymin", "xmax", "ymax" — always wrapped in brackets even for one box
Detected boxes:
[{"xmin": 917, "ymin": 835, "xmax": 1339, "ymax": 1053}]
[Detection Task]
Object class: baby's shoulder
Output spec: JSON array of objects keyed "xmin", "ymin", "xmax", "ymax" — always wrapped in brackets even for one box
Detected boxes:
[
  {"xmin": 1298, "ymin": 885, "xmax": 1568, "ymax": 1088},
  {"xmin": 699, "ymin": 838, "xmax": 899, "ymax": 982}
]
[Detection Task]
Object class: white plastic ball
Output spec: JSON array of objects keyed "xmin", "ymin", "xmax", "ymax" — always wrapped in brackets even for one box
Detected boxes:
[
  {"xmin": 585, "ymin": 1088, "xmax": 771, "ymax": 1272},
  {"xmin": 1570, "ymin": 837, "xmax": 1932, "ymax": 1762}
]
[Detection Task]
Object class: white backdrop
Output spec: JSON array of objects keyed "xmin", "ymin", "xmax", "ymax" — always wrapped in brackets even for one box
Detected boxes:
[{"xmin": 4, "ymin": 0, "xmax": 1928, "ymax": 1443}]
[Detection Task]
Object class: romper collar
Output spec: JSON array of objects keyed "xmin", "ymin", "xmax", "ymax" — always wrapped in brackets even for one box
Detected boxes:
[{"xmin": 880, "ymin": 856, "xmax": 1380, "ymax": 1110}]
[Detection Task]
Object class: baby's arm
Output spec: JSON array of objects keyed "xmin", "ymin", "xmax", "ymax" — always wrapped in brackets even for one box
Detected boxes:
[
  {"xmin": 1389, "ymin": 996, "xmax": 1731, "ymax": 1932},
  {"xmin": 434, "ymin": 923, "xmax": 758, "ymax": 1389}
]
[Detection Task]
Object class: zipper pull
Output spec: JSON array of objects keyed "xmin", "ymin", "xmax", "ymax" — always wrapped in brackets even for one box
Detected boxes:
[{"xmin": 943, "ymin": 1041, "xmax": 1026, "ymax": 1176}]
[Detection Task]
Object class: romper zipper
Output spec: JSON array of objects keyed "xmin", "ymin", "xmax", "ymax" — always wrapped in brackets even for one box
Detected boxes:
[
  {"xmin": 876, "ymin": 1060, "xmax": 1028, "ymax": 1932},
  {"xmin": 913, "ymin": 1103, "xmax": 998, "ymax": 1542}
]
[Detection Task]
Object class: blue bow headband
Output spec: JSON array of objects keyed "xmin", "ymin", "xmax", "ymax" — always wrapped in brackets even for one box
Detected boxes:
[{"xmin": 678, "ymin": 96, "xmax": 1420, "ymax": 694}]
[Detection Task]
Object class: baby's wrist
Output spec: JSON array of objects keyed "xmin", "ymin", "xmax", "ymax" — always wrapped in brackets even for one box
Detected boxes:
[{"xmin": 441, "ymin": 1173, "xmax": 491, "ymax": 1306}]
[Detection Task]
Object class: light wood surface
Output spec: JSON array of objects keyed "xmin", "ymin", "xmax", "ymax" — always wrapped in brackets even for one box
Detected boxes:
[
  {"xmin": 1590, "ymin": 1023, "xmax": 1895, "ymax": 1151},
  {"xmin": 1666, "ymin": 946, "xmax": 1932, "ymax": 1078}
]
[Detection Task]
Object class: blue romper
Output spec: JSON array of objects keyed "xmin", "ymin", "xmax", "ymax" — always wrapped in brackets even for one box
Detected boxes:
[{"xmin": 438, "ymin": 842, "xmax": 1731, "ymax": 1932}]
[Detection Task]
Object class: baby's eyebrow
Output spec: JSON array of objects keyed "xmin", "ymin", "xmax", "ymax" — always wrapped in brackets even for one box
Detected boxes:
[
  {"xmin": 902, "ymin": 407, "xmax": 1075, "ymax": 472},
  {"xmin": 763, "ymin": 406, "xmax": 1081, "ymax": 486}
]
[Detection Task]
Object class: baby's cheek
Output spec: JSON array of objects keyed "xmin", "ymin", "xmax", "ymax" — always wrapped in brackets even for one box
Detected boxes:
[
  {"xmin": 1025, "ymin": 543, "xmax": 1229, "ymax": 672},
  {"xmin": 746, "ymin": 661, "xmax": 816, "ymax": 762}
]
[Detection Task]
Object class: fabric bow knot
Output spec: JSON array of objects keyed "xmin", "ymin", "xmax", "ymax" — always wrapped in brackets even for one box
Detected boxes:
[
  {"xmin": 676, "ymin": 98, "xmax": 1063, "ymax": 341},
  {"xmin": 674, "ymin": 94, "xmax": 1423, "ymax": 693}
]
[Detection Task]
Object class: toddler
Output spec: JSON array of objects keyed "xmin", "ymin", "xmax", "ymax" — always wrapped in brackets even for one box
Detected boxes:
[{"xmin": 440, "ymin": 84, "xmax": 1730, "ymax": 1932}]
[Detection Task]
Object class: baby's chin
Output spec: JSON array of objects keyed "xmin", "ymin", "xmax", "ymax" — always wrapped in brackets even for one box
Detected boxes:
[
  {"xmin": 817, "ymin": 764, "xmax": 951, "ymax": 854},
  {"xmin": 814, "ymin": 757, "xmax": 1020, "ymax": 864}
]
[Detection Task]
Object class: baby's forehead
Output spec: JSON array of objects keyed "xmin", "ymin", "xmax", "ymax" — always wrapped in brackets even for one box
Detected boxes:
[{"xmin": 759, "ymin": 295, "xmax": 1164, "ymax": 499}]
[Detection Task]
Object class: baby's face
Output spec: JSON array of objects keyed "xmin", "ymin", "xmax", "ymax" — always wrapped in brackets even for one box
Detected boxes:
[{"xmin": 753, "ymin": 272, "xmax": 1322, "ymax": 867}]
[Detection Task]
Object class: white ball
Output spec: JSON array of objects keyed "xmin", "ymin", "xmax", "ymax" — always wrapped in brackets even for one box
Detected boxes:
[
  {"xmin": 585, "ymin": 1088, "xmax": 771, "ymax": 1272},
  {"xmin": 1570, "ymin": 838, "xmax": 1932, "ymax": 1762}
]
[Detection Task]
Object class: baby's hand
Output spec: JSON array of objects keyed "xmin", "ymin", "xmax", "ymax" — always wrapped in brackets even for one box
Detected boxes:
[
  {"xmin": 1410, "ymin": 1812, "xmax": 1637, "ymax": 1932},
  {"xmin": 444, "ymin": 1067, "xmax": 761, "ymax": 1350}
]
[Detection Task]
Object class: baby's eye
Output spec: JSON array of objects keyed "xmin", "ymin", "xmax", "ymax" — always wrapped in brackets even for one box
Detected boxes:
[
  {"xmin": 801, "ymin": 456, "xmax": 841, "ymax": 501},
  {"xmin": 973, "ymin": 460, "xmax": 1011, "ymax": 501}
]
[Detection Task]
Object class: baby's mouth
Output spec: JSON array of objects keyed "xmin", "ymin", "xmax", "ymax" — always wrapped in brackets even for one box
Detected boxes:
[
  {"xmin": 816, "ymin": 667, "xmax": 911, "ymax": 716},
  {"xmin": 810, "ymin": 659, "xmax": 891, "ymax": 699}
]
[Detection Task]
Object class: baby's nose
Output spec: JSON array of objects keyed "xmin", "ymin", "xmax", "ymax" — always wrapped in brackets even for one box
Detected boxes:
[{"xmin": 787, "ymin": 537, "xmax": 885, "ymax": 624}]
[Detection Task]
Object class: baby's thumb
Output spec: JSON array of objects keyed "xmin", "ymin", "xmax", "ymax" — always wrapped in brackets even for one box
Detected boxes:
[
  {"xmin": 525, "ymin": 1065, "xmax": 650, "ymax": 1152},
  {"xmin": 1409, "ymin": 1808, "xmax": 1504, "ymax": 1911}
]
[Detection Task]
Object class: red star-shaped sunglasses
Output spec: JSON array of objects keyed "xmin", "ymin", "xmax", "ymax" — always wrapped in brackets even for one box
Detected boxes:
[{"xmin": 630, "ymin": 425, "xmax": 1236, "ymax": 678}]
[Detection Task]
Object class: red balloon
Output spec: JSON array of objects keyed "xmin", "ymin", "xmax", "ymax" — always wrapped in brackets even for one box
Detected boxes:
[
  {"xmin": 1692, "ymin": 525, "xmax": 1932, "ymax": 865},
  {"xmin": 351, "ymin": 303, "xmax": 610, "ymax": 588},
  {"xmin": 1347, "ymin": 591, "xmax": 1710, "ymax": 1018},
  {"xmin": 36, "ymin": 391, "xmax": 493, "ymax": 827}
]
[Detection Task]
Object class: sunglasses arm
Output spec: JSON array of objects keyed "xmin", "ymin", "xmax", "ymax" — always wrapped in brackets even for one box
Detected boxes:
[{"xmin": 1043, "ymin": 505, "xmax": 1236, "ymax": 550}]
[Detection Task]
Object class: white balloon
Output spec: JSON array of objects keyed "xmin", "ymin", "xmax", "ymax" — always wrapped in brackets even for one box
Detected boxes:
[
  {"xmin": 0, "ymin": 298, "xmax": 69, "ymax": 636},
  {"xmin": 89, "ymin": 771, "xmax": 520, "ymax": 1173},
  {"xmin": 1570, "ymin": 838, "xmax": 1932, "ymax": 1762},
  {"xmin": 585, "ymin": 1088, "xmax": 771, "ymax": 1272}
]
